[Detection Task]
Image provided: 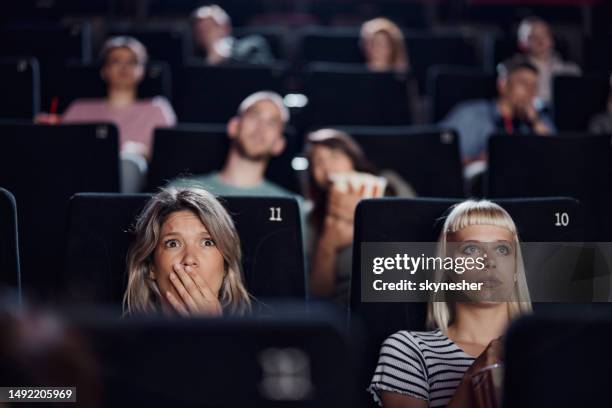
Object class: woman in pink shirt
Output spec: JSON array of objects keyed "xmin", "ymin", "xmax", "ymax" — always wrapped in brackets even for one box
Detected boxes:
[{"xmin": 42, "ymin": 36, "xmax": 176, "ymax": 160}]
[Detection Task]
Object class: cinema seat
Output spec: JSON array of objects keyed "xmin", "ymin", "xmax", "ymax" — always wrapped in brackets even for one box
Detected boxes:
[
  {"xmin": 0, "ymin": 58, "xmax": 40, "ymax": 120},
  {"xmin": 147, "ymin": 124, "xmax": 300, "ymax": 194},
  {"xmin": 298, "ymin": 28, "xmax": 478, "ymax": 93},
  {"xmin": 336, "ymin": 126, "xmax": 464, "ymax": 197},
  {"xmin": 64, "ymin": 193, "xmax": 305, "ymax": 306},
  {"xmin": 552, "ymin": 75, "xmax": 609, "ymax": 132},
  {"xmin": 298, "ymin": 27, "xmax": 364, "ymax": 65},
  {"xmin": 350, "ymin": 197, "xmax": 584, "ymax": 407},
  {"xmin": 0, "ymin": 188, "xmax": 20, "ymax": 291},
  {"xmin": 504, "ymin": 315, "xmax": 612, "ymax": 407},
  {"xmin": 583, "ymin": 35, "xmax": 612, "ymax": 74},
  {"xmin": 427, "ymin": 66, "xmax": 496, "ymax": 122},
  {"xmin": 0, "ymin": 123, "xmax": 120, "ymax": 300},
  {"xmin": 405, "ymin": 32, "xmax": 479, "ymax": 95},
  {"xmin": 487, "ymin": 133, "xmax": 612, "ymax": 241},
  {"xmin": 74, "ymin": 307, "xmax": 359, "ymax": 407},
  {"xmin": 176, "ymin": 63, "xmax": 286, "ymax": 123},
  {"xmin": 304, "ymin": 63, "xmax": 414, "ymax": 127},
  {"xmin": 0, "ymin": 22, "xmax": 93, "ymax": 64}
]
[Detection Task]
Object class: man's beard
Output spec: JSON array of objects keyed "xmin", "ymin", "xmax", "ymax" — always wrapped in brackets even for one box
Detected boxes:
[{"xmin": 233, "ymin": 139, "xmax": 273, "ymax": 162}]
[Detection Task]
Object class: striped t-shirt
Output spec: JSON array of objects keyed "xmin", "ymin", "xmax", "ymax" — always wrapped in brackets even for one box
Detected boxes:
[{"xmin": 368, "ymin": 330, "xmax": 475, "ymax": 407}]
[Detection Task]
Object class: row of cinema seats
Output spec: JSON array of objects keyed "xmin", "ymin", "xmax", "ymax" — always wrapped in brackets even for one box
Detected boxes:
[
  {"xmin": 3, "ymin": 187, "xmax": 612, "ymax": 407},
  {"xmin": 1, "ymin": 122, "xmax": 611, "ymax": 299},
  {"xmin": 2, "ymin": 55, "xmax": 611, "ymax": 132},
  {"xmin": 3, "ymin": 21, "xmax": 611, "ymax": 74},
  {"xmin": 0, "ymin": 191, "xmax": 588, "ymax": 305}
]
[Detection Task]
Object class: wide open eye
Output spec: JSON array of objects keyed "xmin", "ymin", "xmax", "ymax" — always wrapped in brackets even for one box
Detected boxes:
[
  {"xmin": 164, "ymin": 239, "xmax": 181, "ymax": 249},
  {"xmin": 202, "ymin": 238, "xmax": 216, "ymax": 247}
]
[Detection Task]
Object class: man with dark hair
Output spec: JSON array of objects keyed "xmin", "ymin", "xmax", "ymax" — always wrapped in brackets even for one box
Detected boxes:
[{"xmin": 441, "ymin": 56, "xmax": 555, "ymax": 164}]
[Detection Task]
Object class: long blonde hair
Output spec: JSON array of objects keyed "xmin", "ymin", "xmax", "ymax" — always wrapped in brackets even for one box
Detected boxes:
[
  {"xmin": 427, "ymin": 200, "xmax": 532, "ymax": 330},
  {"xmin": 360, "ymin": 17, "xmax": 410, "ymax": 71},
  {"xmin": 123, "ymin": 187, "xmax": 251, "ymax": 316}
]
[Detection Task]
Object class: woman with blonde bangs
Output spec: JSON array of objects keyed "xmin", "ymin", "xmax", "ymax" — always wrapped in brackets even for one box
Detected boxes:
[
  {"xmin": 369, "ymin": 200, "xmax": 532, "ymax": 408},
  {"xmin": 360, "ymin": 18, "xmax": 410, "ymax": 72},
  {"xmin": 123, "ymin": 187, "xmax": 251, "ymax": 317}
]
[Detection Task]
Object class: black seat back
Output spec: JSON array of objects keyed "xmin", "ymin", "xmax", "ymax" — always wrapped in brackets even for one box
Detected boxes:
[
  {"xmin": 0, "ymin": 123, "xmax": 120, "ymax": 300},
  {"xmin": 304, "ymin": 63, "xmax": 413, "ymax": 127},
  {"xmin": 0, "ymin": 23, "xmax": 93, "ymax": 64},
  {"xmin": 487, "ymin": 134, "xmax": 612, "ymax": 241},
  {"xmin": 74, "ymin": 310, "xmax": 358, "ymax": 408},
  {"xmin": 147, "ymin": 124, "xmax": 300, "ymax": 193},
  {"xmin": 176, "ymin": 63, "xmax": 286, "ymax": 123},
  {"xmin": 427, "ymin": 66, "xmax": 496, "ymax": 122},
  {"xmin": 504, "ymin": 315, "xmax": 612, "ymax": 408},
  {"xmin": 0, "ymin": 58, "xmax": 40, "ymax": 120},
  {"xmin": 0, "ymin": 188, "xmax": 20, "ymax": 291},
  {"xmin": 64, "ymin": 193, "xmax": 305, "ymax": 306},
  {"xmin": 552, "ymin": 75, "xmax": 609, "ymax": 131},
  {"xmin": 337, "ymin": 126, "xmax": 464, "ymax": 197}
]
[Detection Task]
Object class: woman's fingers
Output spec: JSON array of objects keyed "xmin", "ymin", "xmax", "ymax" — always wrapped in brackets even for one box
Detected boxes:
[
  {"xmin": 184, "ymin": 266, "xmax": 215, "ymax": 301},
  {"xmin": 165, "ymin": 290, "xmax": 189, "ymax": 316},
  {"xmin": 170, "ymin": 264, "xmax": 200, "ymax": 313},
  {"xmin": 172, "ymin": 264, "xmax": 222, "ymax": 316}
]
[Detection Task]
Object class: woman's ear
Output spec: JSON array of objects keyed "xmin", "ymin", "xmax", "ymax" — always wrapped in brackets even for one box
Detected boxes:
[{"xmin": 148, "ymin": 266, "xmax": 156, "ymax": 281}]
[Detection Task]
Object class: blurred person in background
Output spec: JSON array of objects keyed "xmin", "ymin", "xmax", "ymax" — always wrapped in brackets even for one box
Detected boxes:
[
  {"xmin": 170, "ymin": 91, "xmax": 293, "ymax": 197},
  {"xmin": 360, "ymin": 17, "xmax": 410, "ymax": 73},
  {"xmin": 191, "ymin": 4, "xmax": 274, "ymax": 65},
  {"xmin": 517, "ymin": 16, "xmax": 581, "ymax": 105},
  {"xmin": 36, "ymin": 36, "xmax": 176, "ymax": 193},
  {"xmin": 40, "ymin": 36, "xmax": 176, "ymax": 161},
  {"xmin": 306, "ymin": 129, "xmax": 415, "ymax": 307},
  {"xmin": 589, "ymin": 74, "xmax": 612, "ymax": 134},
  {"xmin": 61, "ymin": 36, "xmax": 176, "ymax": 160},
  {"xmin": 441, "ymin": 55, "xmax": 555, "ymax": 166},
  {"xmin": 0, "ymin": 302, "xmax": 101, "ymax": 407}
]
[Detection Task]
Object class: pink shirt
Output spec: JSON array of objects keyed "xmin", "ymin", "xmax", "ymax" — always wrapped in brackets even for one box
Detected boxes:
[{"xmin": 61, "ymin": 97, "xmax": 177, "ymax": 151}]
